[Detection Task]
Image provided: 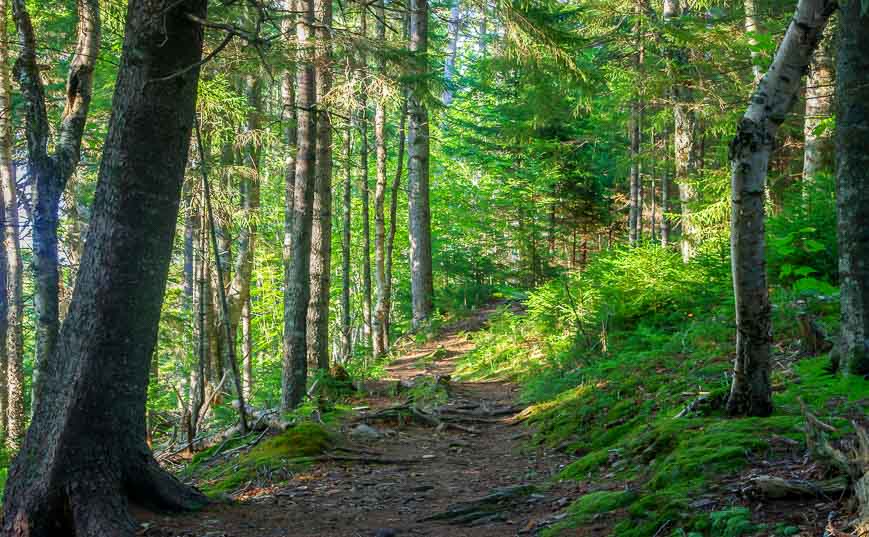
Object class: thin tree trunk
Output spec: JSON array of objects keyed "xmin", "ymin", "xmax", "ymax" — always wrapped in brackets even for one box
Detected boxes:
[
  {"xmin": 0, "ymin": 0, "xmax": 13, "ymax": 446},
  {"xmin": 727, "ymin": 0, "xmax": 836, "ymax": 416},
  {"xmin": 836, "ymin": 1, "xmax": 869, "ymax": 376},
  {"xmin": 358, "ymin": 9, "xmax": 373, "ymax": 350},
  {"xmin": 661, "ymin": 130, "xmax": 671, "ymax": 247},
  {"xmin": 373, "ymin": 0, "xmax": 389, "ymax": 358},
  {"xmin": 341, "ymin": 123, "xmax": 352, "ymax": 361},
  {"xmin": 282, "ymin": 0, "xmax": 317, "ymax": 411},
  {"xmin": 663, "ymin": 0, "xmax": 698, "ymax": 262},
  {"xmin": 408, "ymin": 0, "xmax": 434, "ymax": 328},
  {"xmin": 196, "ymin": 121, "xmax": 248, "ymax": 435},
  {"xmin": 442, "ymin": 0, "xmax": 461, "ymax": 105},
  {"xmin": 241, "ymin": 296, "xmax": 252, "ymax": 400},
  {"xmin": 0, "ymin": 1, "xmax": 209, "ymax": 532},
  {"xmin": 385, "ymin": 99, "xmax": 407, "ymax": 345},
  {"xmin": 628, "ymin": 9, "xmax": 642, "ymax": 247},
  {"xmin": 803, "ymin": 22, "xmax": 834, "ymax": 190},
  {"xmin": 307, "ymin": 0, "xmax": 333, "ymax": 371},
  {"xmin": 745, "ymin": 0, "xmax": 764, "ymax": 83},
  {"xmin": 11, "ymin": 0, "xmax": 100, "ymax": 413}
]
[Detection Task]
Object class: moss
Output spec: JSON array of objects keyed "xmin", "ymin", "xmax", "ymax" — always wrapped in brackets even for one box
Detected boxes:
[
  {"xmin": 194, "ymin": 422, "xmax": 333, "ymax": 496},
  {"xmin": 558, "ymin": 449, "xmax": 609, "ymax": 480},
  {"xmin": 542, "ymin": 490, "xmax": 637, "ymax": 536}
]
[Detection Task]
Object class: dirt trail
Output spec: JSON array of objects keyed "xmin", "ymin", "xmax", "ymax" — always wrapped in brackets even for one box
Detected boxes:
[{"xmin": 141, "ymin": 303, "xmax": 579, "ymax": 537}]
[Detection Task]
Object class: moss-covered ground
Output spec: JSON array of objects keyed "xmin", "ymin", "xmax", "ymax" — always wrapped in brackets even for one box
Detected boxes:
[{"xmin": 454, "ymin": 274, "xmax": 868, "ymax": 536}]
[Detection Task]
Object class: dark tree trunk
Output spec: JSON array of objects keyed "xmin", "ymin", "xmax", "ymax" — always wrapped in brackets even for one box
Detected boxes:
[
  {"xmin": 307, "ymin": 0, "xmax": 333, "ymax": 371},
  {"xmin": 385, "ymin": 100, "xmax": 407, "ymax": 346},
  {"xmin": 407, "ymin": 0, "xmax": 434, "ymax": 328},
  {"xmin": 341, "ymin": 124, "xmax": 352, "ymax": 361},
  {"xmin": 11, "ymin": 0, "xmax": 100, "ymax": 411},
  {"xmin": 0, "ymin": 1, "xmax": 208, "ymax": 534},
  {"xmin": 836, "ymin": 2, "xmax": 869, "ymax": 376},
  {"xmin": 282, "ymin": 0, "xmax": 316, "ymax": 410}
]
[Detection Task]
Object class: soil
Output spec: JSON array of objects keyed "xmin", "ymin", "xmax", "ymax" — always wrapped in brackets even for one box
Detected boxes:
[{"xmin": 138, "ymin": 302, "xmax": 583, "ymax": 537}]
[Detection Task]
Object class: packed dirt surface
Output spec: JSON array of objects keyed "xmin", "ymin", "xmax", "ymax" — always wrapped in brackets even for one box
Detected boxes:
[{"xmin": 139, "ymin": 302, "xmax": 581, "ymax": 537}]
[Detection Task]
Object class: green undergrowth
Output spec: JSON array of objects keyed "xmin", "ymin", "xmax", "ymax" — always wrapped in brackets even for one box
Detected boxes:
[
  {"xmin": 455, "ymin": 244, "xmax": 868, "ymax": 536},
  {"xmin": 185, "ymin": 422, "xmax": 334, "ymax": 496}
]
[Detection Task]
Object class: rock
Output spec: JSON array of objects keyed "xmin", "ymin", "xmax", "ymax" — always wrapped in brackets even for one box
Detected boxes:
[{"xmin": 351, "ymin": 424, "xmax": 383, "ymax": 440}]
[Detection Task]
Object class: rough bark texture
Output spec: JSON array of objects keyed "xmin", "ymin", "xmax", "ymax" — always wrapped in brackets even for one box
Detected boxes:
[
  {"xmin": 0, "ymin": 1, "xmax": 208, "ymax": 533},
  {"xmin": 663, "ymin": 0, "xmax": 698, "ymax": 262},
  {"xmin": 803, "ymin": 22, "xmax": 834, "ymax": 188},
  {"xmin": 836, "ymin": 2, "xmax": 869, "ymax": 377},
  {"xmin": 359, "ymin": 10, "xmax": 373, "ymax": 349},
  {"xmin": 407, "ymin": 0, "xmax": 435, "ymax": 328},
  {"xmin": 727, "ymin": 0, "xmax": 836, "ymax": 417},
  {"xmin": 341, "ymin": 125, "xmax": 352, "ymax": 362},
  {"xmin": 282, "ymin": 0, "xmax": 316, "ymax": 411},
  {"xmin": 385, "ymin": 100, "xmax": 407, "ymax": 347},
  {"xmin": 0, "ymin": 0, "xmax": 12, "ymax": 444},
  {"xmin": 11, "ymin": 0, "xmax": 100, "ymax": 411},
  {"xmin": 373, "ymin": 0, "xmax": 389, "ymax": 358},
  {"xmin": 307, "ymin": 0, "xmax": 333, "ymax": 371}
]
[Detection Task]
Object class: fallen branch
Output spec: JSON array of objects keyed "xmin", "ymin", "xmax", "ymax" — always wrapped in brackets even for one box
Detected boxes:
[{"xmin": 750, "ymin": 475, "xmax": 847, "ymax": 499}]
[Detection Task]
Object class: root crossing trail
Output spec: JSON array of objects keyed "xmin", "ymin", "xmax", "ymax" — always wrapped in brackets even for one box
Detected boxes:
[{"xmin": 141, "ymin": 303, "xmax": 578, "ymax": 537}]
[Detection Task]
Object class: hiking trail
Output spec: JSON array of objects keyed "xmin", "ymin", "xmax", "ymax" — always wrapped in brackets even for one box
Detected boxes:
[{"xmin": 140, "ymin": 302, "xmax": 583, "ymax": 537}]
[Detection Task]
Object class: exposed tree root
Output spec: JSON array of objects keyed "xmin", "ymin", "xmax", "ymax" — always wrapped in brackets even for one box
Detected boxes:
[
  {"xmin": 800, "ymin": 398, "xmax": 869, "ymax": 535},
  {"xmin": 420, "ymin": 485, "xmax": 537, "ymax": 525}
]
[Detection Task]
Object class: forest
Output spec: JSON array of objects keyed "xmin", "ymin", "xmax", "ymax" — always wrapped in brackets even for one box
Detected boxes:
[{"xmin": 0, "ymin": 0, "xmax": 864, "ymax": 535}]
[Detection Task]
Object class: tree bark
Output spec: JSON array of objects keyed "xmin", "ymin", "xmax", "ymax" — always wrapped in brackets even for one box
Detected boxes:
[
  {"xmin": 307, "ymin": 0, "xmax": 333, "ymax": 371},
  {"xmin": 0, "ymin": 0, "xmax": 13, "ymax": 445},
  {"xmin": 373, "ymin": 0, "xmax": 389, "ymax": 358},
  {"xmin": 663, "ymin": 0, "xmax": 698, "ymax": 262},
  {"xmin": 836, "ymin": 1, "xmax": 869, "ymax": 376},
  {"xmin": 408, "ymin": 0, "xmax": 434, "ymax": 328},
  {"xmin": 744, "ymin": 0, "xmax": 764, "ymax": 83},
  {"xmin": 282, "ymin": 0, "xmax": 317, "ymax": 411},
  {"xmin": 0, "ymin": 1, "xmax": 209, "ymax": 533},
  {"xmin": 358, "ymin": 9, "xmax": 373, "ymax": 350},
  {"xmin": 442, "ymin": 0, "xmax": 461, "ymax": 105},
  {"xmin": 385, "ymin": 99, "xmax": 407, "ymax": 345},
  {"xmin": 11, "ymin": 0, "xmax": 100, "ymax": 412},
  {"xmin": 341, "ymin": 123, "xmax": 352, "ymax": 362},
  {"xmin": 803, "ymin": 22, "xmax": 834, "ymax": 189},
  {"xmin": 727, "ymin": 0, "xmax": 836, "ymax": 417},
  {"xmin": 241, "ymin": 296, "xmax": 252, "ymax": 400}
]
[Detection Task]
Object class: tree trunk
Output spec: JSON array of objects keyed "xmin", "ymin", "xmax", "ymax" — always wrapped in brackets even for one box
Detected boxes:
[
  {"xmin": 661, "ymin": 131, "xmax": 671, "ymax": 247},
  {"xmin": 663, "ymin": 0, "xmax": 698, "ymax": 262},
  {"xmin": 836, "ymin": 1, "xmax": 869, "ymax": 376},
  {"xmin": 0, "ymin": 0, "xmax": 13, "ymax": 446},
  {"xmin": 385, "ymin": 99, "xmax": 408, "ymax": 345},
  {"xmin": 0, "ymin": 1, "xmax": 209, "ymax": 533},
  {"xmin": 745, "ymin": 0, "xmax": 764, "ymax": 83},
  {"xmin": 282, "ymin": 0, "xmax": 317, "ymax": 411},
  {"xmin": 803, "ymin": 22, "xmax": 834, "ymax": 189},
  {"xmin": 241, "ymin": 296, "xmax": 252, "ymax": 400},
  {"xmin": 727, "ymin": 0, "xmax": 836, "ymax": 417},
  {"xmin": 373, "ymin": 0, "xmax": 389, "ymax": 358},
  {"xmin": 408, "ymin": 0, "xmax": 434, "ymax": 328},
  {"xmin": 11, "ymin": 0, "xmax": 100, "ymax": 412},
  {"xmin": 307, "ymin": 0, "xmax": 333, "ymax": 371},
  {"xmin": 358, "ymin": 10, "xmax": 373, "ymax": 350},
  {"xmin": 628, "ymin": 10, "xmax": 643, "ymax": 247},
  {"xmin": 442, "ymin": 0, "xmax": 461, "ymax": 105},
  {"xmin": 341, "ymin": 124, "xmax": 352, "ymax": 362}
]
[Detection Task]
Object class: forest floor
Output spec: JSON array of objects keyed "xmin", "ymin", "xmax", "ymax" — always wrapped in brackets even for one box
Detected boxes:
[{"xmin": 139, "ymin": 302, "xmax": 586, "ymax": 537}]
